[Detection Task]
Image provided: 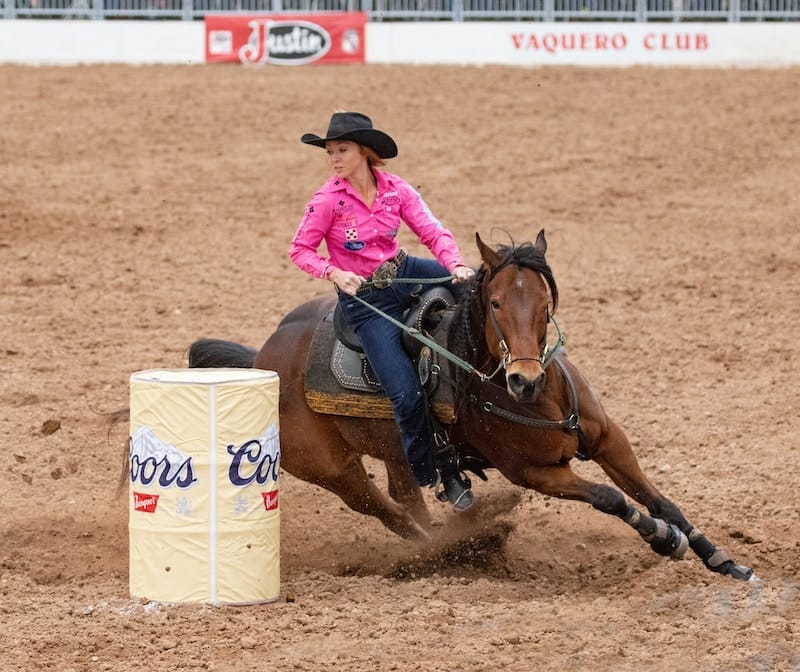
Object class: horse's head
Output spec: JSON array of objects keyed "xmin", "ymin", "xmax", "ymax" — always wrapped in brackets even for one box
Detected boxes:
[{"xmin": 476, "ymin": 229, "xmax": 559, "ymax": 404}]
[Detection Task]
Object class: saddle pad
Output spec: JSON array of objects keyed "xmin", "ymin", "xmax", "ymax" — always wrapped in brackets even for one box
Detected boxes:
[{"xmin": 304, "ymin": 310, "xmax": 455, "ymax": 423}]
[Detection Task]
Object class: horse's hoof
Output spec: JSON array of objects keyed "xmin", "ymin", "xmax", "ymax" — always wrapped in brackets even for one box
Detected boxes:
[
  {"xmin": 405, "ymin": 520, "xmax": 432, "ymax": 544},
  {"xmin": 727, "ymin": 563, "xmax": 756, "ymax": 582}
]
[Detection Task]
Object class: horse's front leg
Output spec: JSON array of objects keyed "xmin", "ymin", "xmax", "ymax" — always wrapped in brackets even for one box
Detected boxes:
[
  {"xmin": 520, "ymin": 462, "xmax": 694, "ymax": 558},
  {"xmin": 591, "ymin": 420, "xmax": 755, "ymax": 581}
]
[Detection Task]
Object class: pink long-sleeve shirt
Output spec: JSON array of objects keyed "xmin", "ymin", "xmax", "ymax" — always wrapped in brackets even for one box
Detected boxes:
[{"xmin": 289, "ymin": 170, "xmax": 466, "ymax": 279}]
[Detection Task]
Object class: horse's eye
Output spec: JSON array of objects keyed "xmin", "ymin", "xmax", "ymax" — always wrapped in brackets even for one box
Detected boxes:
[{"xmin": 490, "ymin": 300, "xmax": 500, "ymax": 310}]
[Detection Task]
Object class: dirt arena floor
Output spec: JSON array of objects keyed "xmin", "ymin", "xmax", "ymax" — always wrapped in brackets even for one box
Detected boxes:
[{"xmin": 1, "ymin": 63, "xmax": 799, "ymax": 671}]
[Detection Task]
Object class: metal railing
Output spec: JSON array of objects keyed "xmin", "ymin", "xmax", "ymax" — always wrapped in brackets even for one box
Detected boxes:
[{"xmin": 3, "ymin": 0, "xmax": 799, "ymax": 20}]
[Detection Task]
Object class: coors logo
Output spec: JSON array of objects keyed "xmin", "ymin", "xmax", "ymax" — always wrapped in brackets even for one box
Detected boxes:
[
  {"xmin": 228, "ymin": 422, "xmax": 280, "ymax": 487},
  {"xmin": 130, "ymin": 423, "xmax": 280, "ymax": 489},
  {"xmin": 239, "ymin": 19, "xmax": 331, "ymax": 66},
  {"xmin": 129, "ymin": 426, "xmax": 197, "ymax": 489}
]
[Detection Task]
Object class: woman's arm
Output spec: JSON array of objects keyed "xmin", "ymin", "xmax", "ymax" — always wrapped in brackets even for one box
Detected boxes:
[
  {"xmin": 397, "ymin": 179, "xmax": 468, "ymax": 273},
  {"xmin": 288, "ymin": 192, "xmax": 333, "ymax": 279}
]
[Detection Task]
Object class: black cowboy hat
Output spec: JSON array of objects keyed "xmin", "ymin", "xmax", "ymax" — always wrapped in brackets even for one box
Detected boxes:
[{"xmin": 301, "ymin": 112, "xmax": 398, "ymax": 159}]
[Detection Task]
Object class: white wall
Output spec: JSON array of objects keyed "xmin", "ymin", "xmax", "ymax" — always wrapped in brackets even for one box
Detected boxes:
[
  {"xmin": 2, "ymin": 19, "xmax": 800, "ymax": 67},
  {"xmin": 0, "ymin": 19, "xmax": 204, "ymax": 64},
  {"xmin": 367, "ymin": 22, "xmax": 800, "ymax": 67}
]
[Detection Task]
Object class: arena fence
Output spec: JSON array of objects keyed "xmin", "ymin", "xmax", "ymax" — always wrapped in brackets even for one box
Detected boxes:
[{"xmin": 3, "ymin": 0, "xmax": 799, "ymax": 21}]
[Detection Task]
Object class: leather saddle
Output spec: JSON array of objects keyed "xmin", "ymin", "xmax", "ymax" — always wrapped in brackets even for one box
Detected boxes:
[
  {"xmin": 330, "ymin": 285, "xmax": 456, "ymax": 394},
  {"xmin": 303, "ymin": 286, "xmax": 457, "ymax": 422}
]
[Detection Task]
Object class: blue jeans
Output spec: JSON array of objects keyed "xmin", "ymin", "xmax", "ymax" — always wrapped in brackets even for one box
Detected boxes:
[{"xmin": 337, "ymin": 255, "xmax": 452, "ymax": 486}]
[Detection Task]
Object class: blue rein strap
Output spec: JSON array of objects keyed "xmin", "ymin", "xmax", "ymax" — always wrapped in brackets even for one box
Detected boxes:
[{"xmin": 540, "ymin": 315, "xmax": 566, "ymax": 369}]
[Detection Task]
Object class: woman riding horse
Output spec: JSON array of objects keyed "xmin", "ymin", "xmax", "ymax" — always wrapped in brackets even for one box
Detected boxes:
[
  {"xmin": 289, "ymin": 111, "xmax": 476, "ymax": 512},
  {"xmin": 184, "ymin": 228, "xmax": 754, "ymax": 582}
]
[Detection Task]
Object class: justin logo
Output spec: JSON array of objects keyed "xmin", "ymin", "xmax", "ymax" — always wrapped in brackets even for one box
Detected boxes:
[{"xmin": 239, "ymin": 19, "xmax": 331, "ymax": 66}]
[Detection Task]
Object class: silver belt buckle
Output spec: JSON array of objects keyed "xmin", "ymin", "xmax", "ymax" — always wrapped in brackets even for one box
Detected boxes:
[{"xmin": 372, "ymin": 260, "xmax": 398, "ymax": 289}]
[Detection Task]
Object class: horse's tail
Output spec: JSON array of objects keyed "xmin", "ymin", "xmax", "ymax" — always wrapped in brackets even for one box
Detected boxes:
[
  {"xmin": 106, "ymin": 408, "xmax": 131, "ymax": 499},
  {"xmin": 188, "ymin": 338, "xmax": 258, "ymax": 369}
]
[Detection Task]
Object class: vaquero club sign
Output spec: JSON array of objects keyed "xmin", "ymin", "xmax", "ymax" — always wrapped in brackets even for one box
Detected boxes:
[{"xmin": 205, "ymin": 13, "xmax": 366, "ymax": 65}]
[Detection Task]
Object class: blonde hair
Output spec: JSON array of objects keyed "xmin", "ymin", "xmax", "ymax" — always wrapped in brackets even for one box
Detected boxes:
[{"xmin": 360, "ymin": 145, "xmax": 386, "ymax": 168}]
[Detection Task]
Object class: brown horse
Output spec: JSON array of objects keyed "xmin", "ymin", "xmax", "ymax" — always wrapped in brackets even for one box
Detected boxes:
[{"xmin": 185, "ymin": 229, "xmax": 754, "ymax": 581}]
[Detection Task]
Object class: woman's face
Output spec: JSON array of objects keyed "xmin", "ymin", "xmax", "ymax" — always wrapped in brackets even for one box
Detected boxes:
[{"xmin": 325, "ymin": 140, "xmax": 366, "ymax": 181}]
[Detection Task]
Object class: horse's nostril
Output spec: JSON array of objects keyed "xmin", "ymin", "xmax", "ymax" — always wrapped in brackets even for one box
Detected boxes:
[
  {"xmin": 507, "ymin": 373, "xmax": 527, "ymax": 392},
  {"xmin": 507, "ymin": 371, "xmax": 545, "ymax": 400}
]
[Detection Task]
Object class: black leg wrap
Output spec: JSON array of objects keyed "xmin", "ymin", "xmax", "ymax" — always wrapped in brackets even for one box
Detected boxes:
[
  {"xmin": 687, "ymin": 527, "xmax": 717, "ymax": 561},
  {"xmin": 623, "ymin": 506, "xmax": 656, "ymax": 537},
  {"xmin": 688, "ymin": 529, "xmax": 755, "ymax": 581},
  {"xmin": 624, "ymin": 507, "xmax": 689, "ymax": 560}
]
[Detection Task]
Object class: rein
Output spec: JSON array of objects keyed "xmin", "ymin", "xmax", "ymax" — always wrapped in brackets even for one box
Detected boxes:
[
  {"xmin": 472, "ymin": 354, "xmax": 580, "ymax": 431},
  {"xmin": 362, "ymin": 275, "xmax": 454, "ymax": 288},
  {"xmin": 346, "ymin": 270, "xmax": 584, "ymax": 442},
  {"xmin": 347, "ymin": 275, "xmax": 565, "ymax": 383},
  {"xmin": 347, "ymin": 282, "xmax": 489, "ymax": 380}
]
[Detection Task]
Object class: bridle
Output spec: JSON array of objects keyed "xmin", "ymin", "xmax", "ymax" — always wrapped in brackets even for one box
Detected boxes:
[
  {"xmin": 345, "ymin": 259, "xmax": 584, "ymax": 444},
  {"xmin": 345, "ymin": 260, "xmax": 564, "ymax": 386},
  {"xmin": 474, "ymin": 268, "xmax": 586, "ymax": 445},
  {"xmin": 482, "ymin": 270, "xmax": 565, "ymax": 380}
]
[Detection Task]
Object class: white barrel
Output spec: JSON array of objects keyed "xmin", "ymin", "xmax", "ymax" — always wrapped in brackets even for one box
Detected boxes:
[{"xmin": 128, "ymin": 368, "xmax": 280, "ymax": 605}]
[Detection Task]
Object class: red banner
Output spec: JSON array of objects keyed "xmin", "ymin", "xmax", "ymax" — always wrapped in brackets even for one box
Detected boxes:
[
  {"xmin": 205, "ymin": 13, "xmax": 366, "ymax": 65},
  {"xmin": 261, "ymin": 490, "xmax": 279, "ymax": 511},
  {"xmin": 132, "ymin": 491, "xmax": 160, "ymax": 513}
]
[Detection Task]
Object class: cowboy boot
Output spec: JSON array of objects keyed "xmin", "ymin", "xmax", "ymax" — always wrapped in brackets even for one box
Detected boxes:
[{"xmin": 434, "ymin": 444, "xmax": 475, "ymax": 512}]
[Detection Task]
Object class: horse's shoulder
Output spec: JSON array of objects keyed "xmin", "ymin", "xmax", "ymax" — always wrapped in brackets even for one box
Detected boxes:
[{"xmin": 557, "ymin": 354, "xmax": 609, "ymax": 433}]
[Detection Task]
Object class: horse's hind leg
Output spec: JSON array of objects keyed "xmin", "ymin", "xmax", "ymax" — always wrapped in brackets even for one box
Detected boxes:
[
  {"xmin": 591, "ymin": 420, "xmax": 755, "ymax": 581},
  {"xmin": 317, "ymin": 457, "xmax": 431, "ymax": 543},
  {"xmin": 385, "ymin": 458, "xmax": 433, "ymax": 532},
  {"xmin": 280, "ymin": 413, "xmax": 429, "ymax": 542}
]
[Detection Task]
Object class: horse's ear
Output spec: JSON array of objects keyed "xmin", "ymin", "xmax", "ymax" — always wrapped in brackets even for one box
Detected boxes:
[
  {"xmin": 534, "ymin": 229, "xmax": 547, "ymax": 255},
  {"xmin": 475, "ymin": 233, "xmax": 501, "ymax": 269}
]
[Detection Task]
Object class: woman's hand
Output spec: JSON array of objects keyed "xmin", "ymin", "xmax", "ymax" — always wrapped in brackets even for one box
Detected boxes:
[
  {"xmin": 329, "ymin": 268, "xmax": 366, "ymax": 296},
  {"xmin": 452, "ymin": 265, "xmax": 476, "ymax": 284}
]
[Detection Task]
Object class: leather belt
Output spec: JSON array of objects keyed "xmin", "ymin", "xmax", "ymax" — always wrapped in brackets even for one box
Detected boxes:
[{"xmin": 365, "ymin": 248, "xmax": 408, "ymax": 289}]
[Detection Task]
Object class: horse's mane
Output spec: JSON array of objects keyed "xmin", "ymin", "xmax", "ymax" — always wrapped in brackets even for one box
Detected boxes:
[{"xmin": 447, "ymin": 240, "xmax": 558, "ymax": 403}]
